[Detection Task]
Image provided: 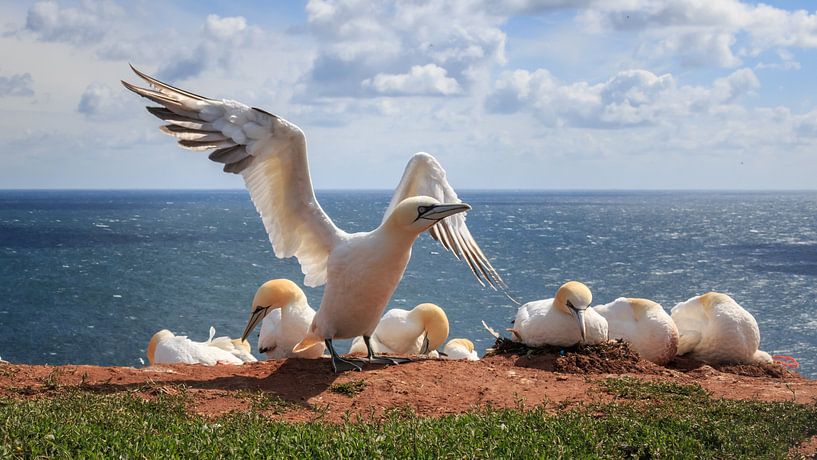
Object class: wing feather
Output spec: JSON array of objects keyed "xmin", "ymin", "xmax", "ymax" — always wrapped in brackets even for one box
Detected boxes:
[
  {"xmin": 385, "ymin": 152, "xmax": 508, "ymax": 291},
  {"xmin": 123, "ymin": 67, "xmax": 342, "ymax": 287}
]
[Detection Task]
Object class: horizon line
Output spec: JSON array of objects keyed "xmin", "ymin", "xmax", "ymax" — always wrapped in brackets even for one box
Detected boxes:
[{"xmin": 2, "ymin": 188, "xmax": 817, "ymax": 193}]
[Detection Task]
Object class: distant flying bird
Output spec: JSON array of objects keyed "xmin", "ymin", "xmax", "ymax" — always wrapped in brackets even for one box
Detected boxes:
[
  {"xmin": 123, "ymin": 66, "xmax": 507, "ymax": 372},
  {"xmin": 348, "ymin": 303, "xmax": 449, "ymax": 356},
  {"xmin": 442, "ymin": 338, "xmax": 480, "ymax": 361},
  {"xmin": 240, "ymin": 279, "xmax": 324, "ymax": 359},
  {"xmin": 594, "ymin": 297, "xmax": 678, "ymax": 365},
  {"xmin": 146, "ymin": 327, "xmax": 257, "ymax": 366},
  {"xmin": 509, "ymin": 281, "xmax": 607, "ymax": 347},
  {"xmin": 671, "ymin": 292, "xmax": 772, "ymax": 364}
]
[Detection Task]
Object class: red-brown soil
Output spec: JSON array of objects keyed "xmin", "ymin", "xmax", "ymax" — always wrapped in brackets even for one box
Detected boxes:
[{"xmin": 1, "ymin": 351, "xmax": 813, "ymax": 423}]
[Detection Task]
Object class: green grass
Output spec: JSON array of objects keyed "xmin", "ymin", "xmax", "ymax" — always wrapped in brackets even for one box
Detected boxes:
[
  {"xmin": 329, "ymin": 379, "xmax": 367, "ymax": 397},
  {"xmin": 600, "ymin": 376, "xmax": 709, "ymax": 401},
  {"xmin": 230, "ymin": 389, "xmax": 295, "ymax": 414},
  {"xmin": 1, "ymin": 379, "xmax": 816, "ymax": 459}
]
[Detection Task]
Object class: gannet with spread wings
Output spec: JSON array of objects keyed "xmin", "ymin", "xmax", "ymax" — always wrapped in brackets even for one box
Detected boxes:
[{"xmin": 122, "ymin": 66, "xmax": 508, "ymax": 372}]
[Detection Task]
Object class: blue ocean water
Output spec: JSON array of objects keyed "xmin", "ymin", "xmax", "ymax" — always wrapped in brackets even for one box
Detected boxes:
[{"xmin": 0, "ymin": 190, "xmax": 815, "ymax": 377}]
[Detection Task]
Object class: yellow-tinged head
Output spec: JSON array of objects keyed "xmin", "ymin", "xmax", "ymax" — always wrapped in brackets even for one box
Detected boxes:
[
  {"xmin": 626, "ymin": 298, "xmax": 662, "ymax": 321},
  {"xmin": 252, "ymin": 279, "xmax": 306, "ymax": 308},
  {"xmin": 699, "ymin": 292, "xmax": 731, "ymax": 310},
  {"xmin": 553, "ymin": 281, "xmax": 593, "ymax": 342},
  {"xmin": 447, "ymin": 338, "xmax": 475, "ymax": 353},
  {"xmin": 231, "ymin": 338, "xmax": 252, "ymax": 355},
  {"xmin": 383, "ymin": 195, "xmax": 471, "ymax": 235},
  {"xmin": 554, "ymin": 281, "xmax": 593, "ymax": 313},
  {"xmin": 241, "ymin": 279, "xmax": 306, "ymax": 342},
  {"xmin": 411, "ymin": 303, "xmax": 450, "ymax": 354},
  {"xmin": 147, "ymin": 329, "xmax": 174, "ymax": 365}
]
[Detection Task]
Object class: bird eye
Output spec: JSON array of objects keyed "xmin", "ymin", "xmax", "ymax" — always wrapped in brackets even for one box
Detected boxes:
[
  {"xmin": 417, "ymin": 206, "xmax": 428, "ymax": 215},
  {"xmin": 566, "ymin": 300, "xmax": 575, "ymax": 309}
]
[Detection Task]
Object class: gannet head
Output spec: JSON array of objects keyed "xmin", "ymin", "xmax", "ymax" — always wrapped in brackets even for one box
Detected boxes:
[
  {"xmin": 231, "ymin": 338, "xmax": 252, "ymax": 354},
  {"xmin": 554, "ymin": 281, "xmax": 593, "ymax": 343},
  {"xmin": 385, "ymin": 195, "xmax": 471, "ymax": 235},
  {"xmin": 699, "ymin": 292, "xmax": 729, "ymax": 310},
  {"xmin": 447, "ymin": 338, "xmax": 475, "ymax": 352},
  {"xmin": 147, "ymin": 329, "xmax": 174, "ymax": 365},
  {"xmin": 627, "ymin": 298, "xmax": 661, "ymax": 321},
  {"xmin": 241, "ymin": 279, "xmax": 306, "ymax": 342},
  {"xmin": 410, "ymin": 303, "xmax": 450, "ymax": 354}
]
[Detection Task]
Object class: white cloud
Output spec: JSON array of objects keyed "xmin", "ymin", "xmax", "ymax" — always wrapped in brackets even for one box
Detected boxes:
[
  {"xmin": 157, "ymin": 14, "xmax": 264, "ymax": 81},
  {"xmin": 577, "ymin": 0, "xmax": 817, "ymax": 68},
  {"xmin": 23, "ymin": 0, "xmax": 122, "ymax": 45},
  {"xmin": 24, "ymin": 8, "xmax": 268, "ymax": 83},
  {"xmin": 794, "ymin": 110, "xmax": 817, "ymax": 138},
  {"xmin": 362, "ymin": 64, "xmax": 462, "ymax": 96},
  {"xmin": 76, "ymin": 82, "xmax": 130, "ymax": 119},
  {"xmin": 477, "ymin": 0, "xmax": 596, "ymax": 15},
  {"xmin": 487, "ymin": 67, "xmax": 760, "ymax": 128},
  {"xmin": 202, "ymin": 14, "xmax": 249, "ymax": 43},
  {"xmin": 709, "ymin": 68, "xmax": 760, "ymax": 104},
  {"xmin": 637, "ymin": 30, "xmax": 741, "ymax": 68},
  {"xmin": 0, "ymin": 71, "xmax": 34, "ymax": 97},
  {"xmin": 755, "ymin": 48, "xmax": 801, "ymax": 70},
  {"xmin": 300, "ymin": 0, "xmax": 505, "ymax": 98}
]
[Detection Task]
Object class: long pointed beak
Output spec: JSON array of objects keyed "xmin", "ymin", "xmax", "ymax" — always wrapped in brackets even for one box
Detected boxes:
[
  {"xmin": 573, "ymin": 308, "xmax": 587, "ymax": 343},
  {"xmin": 419, "ymin": 334, "xmax": 430, "ymax": 355},
  {"xmin": 241, "ymin": 307, "xmax": 270, "ymax": 342},
  {"xmin": 422, "ymin": 203, "xmax": 471, "ymax": 221}
]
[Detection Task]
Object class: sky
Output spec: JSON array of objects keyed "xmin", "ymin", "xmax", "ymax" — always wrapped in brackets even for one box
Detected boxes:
[{"xmin": 2, "ymin": 0, "xmax": 817, "ymax": 190}]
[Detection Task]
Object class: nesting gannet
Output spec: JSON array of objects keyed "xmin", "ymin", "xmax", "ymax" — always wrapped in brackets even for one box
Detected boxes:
[
  {"xmin": 208, "ymin": 333, "xmax": 258, "ymax": 363},
  {"xmin": 348, "ymin": 303, "xmax": 449, "ymax": 356},
  {"xmin": 509, "ymin": 281, "xmax": 607, "ymax": 347},
  {"xmin": 593, "ymin": 298, "xmax": 678, "ymax": 365},
  {"xmin": 671, "ymin": 292, "xmax": 771, "ymax": 364},
  {"xmin": 146, "ymin": 327, "xmax": 254, "ymax": 366},
  {"xmin": 123, "ymin": 67, "xmax": 507, "ymax": 372},
  {"xmin": 442, "ymin": 338, "xmax": 480, "ymax": 361},
  {"xmin": 240, "ymin": 279, "xmax": 324, "ymax": 359}
]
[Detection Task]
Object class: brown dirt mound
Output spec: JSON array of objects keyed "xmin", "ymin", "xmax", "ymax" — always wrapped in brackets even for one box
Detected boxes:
[
  {"xmin": 488, "ymin": 337, "xmax": 799, "ymax": 379},
  {"xmin": 667, "ymin": 356, "xmax": 799, "ymax": 379},
  {"xmin": 488, "ymin": 338, "xmax": 664, "ymax": 375}
]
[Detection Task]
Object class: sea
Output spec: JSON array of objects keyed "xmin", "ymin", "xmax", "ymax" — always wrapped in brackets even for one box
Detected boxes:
[{"xmin": 1, "ymin": 190, "xmax": 815, "ymax": 378}]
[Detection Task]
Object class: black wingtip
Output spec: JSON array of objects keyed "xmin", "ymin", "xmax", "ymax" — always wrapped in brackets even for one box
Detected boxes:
[{"xmin": 252, "ymin": 107, "xmax": 279, "ymax": 119}]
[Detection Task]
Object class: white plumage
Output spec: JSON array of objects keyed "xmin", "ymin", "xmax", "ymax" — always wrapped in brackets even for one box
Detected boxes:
[
  {"xmin": 671, "ymin": 292, "xmax": 771, "ymax": 364},
  {"xmin": 511, "ymin": 281, "xmax": 608, "ymax": 347},
  {"xmin": 348, "ymin": 303, "xmax": 449, "ymax": 356},
  {"xmin": 594, "ymin": 297, "xmax": 678, "ymax": 365},
  {"xmin": 123, "ymin": 67, "xmax": 506, "ymax": 372},
  {"xmin": 146, "ymin": 327, "xmax": 256, "ymax": 366},
  {"xmin": 208, "ymin": 334, "xmax": 258, "ymax": 363},
  {"xmin": 241, "ymin": 279, "xmax": 324, "ymax": 359},
  {"xmin": 442, "ymin": 338, "xmax": 480, "ymax": 361}
]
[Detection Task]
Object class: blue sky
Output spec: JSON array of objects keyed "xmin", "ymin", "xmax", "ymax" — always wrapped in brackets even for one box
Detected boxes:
[{"xmin": 2, "ymin": 0, "xmax": 817, "ymax": 189}]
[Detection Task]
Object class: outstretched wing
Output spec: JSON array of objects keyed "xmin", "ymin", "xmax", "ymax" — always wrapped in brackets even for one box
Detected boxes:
[
  {"xmin": 122, "ymin": 66, "xmax": 341, "ymax": 287},
  {"xmin": 384, "ymin": 152, "xmax": 508, "ymax": 291}
]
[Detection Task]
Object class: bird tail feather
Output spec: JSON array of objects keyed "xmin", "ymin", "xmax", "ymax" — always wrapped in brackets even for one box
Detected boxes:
[{"xmin": 293, "ymin": 331, "xmax": 323, "ymax": 353}]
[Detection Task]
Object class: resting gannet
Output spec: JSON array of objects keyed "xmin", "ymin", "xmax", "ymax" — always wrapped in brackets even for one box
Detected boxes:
[
  {"xmin": 671, "ymin": 292, "xmax": 772, "ymax": 364},
  {"xmin": 348, "ymin": 303, "xmax": 449, "ymax": 356},
  {"xmin": 146, "ymin": 327, "xmax": 256, "ymax": 366},
  {"xmin": 442, "ymin": 338, "xmax": 480, "ymax": 361},
  {"xmin": 594, "ymin": 298, "xmax": 678, "ymax": 365},
  {"xmin": 123, "ymin": 67, "xmax": 507, "ymax": 372},
  {"xmin": 240, "ymin": 279, "xmax": 324, "ymax": 359},
  {"xmin": 509, "ymin": 281, "xmax": 607, "ymax": 347}
]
